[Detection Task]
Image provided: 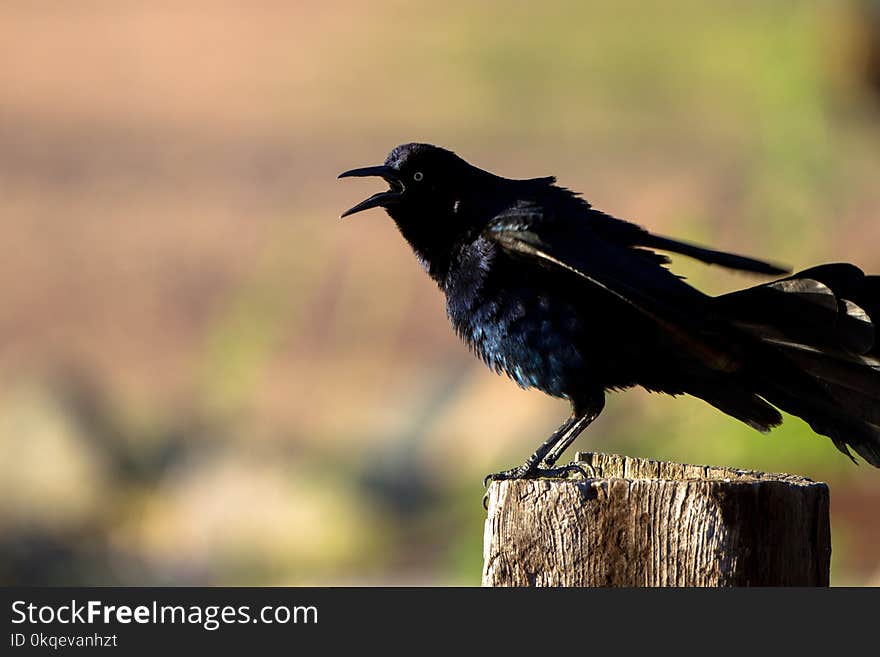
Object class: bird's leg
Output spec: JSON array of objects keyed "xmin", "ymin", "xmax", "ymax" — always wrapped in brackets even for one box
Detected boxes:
[
  {"xmin": 484, "ymin": 393, "xmax": 604, "ymax": 484},
  {"xmin": 482, "ymin": 423, "xmax": 587, "ymax": 483},
  {"xmin": 541, "ymin": 394, "xmax": 605, "ymax": 469}
]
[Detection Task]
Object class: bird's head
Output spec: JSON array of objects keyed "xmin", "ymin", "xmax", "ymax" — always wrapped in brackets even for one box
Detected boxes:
[
  {"xmin": 338, "ymin": 143, "xmax": 502, "ymax": 279},
  {"xmin": 338, "ymin": 143, "xmax": 484, "ymax": 219}
]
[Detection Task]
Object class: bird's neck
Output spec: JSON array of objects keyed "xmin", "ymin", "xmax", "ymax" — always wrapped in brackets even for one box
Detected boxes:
[
  {"xmin": 388, "ymin": 175, "xmax": 532, "ymax": 284},
  {"xmin": 390, "ymin": 209, "xmax": 461, "ymax": 284}
]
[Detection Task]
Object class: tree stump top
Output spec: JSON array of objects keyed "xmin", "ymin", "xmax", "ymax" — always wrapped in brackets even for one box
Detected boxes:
[
  {"xmin": 483, "ymin": 452, "xmax": 830, "ymax": 587},
  {"xmin": 572, "ymin": 451, "xmax": 821, "ymax": 487}
]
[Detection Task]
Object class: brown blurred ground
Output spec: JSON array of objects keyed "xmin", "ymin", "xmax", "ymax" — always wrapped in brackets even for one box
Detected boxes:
[{"xmin": 1, "ymin": 1, "xmax": 879, "ymax": 585}]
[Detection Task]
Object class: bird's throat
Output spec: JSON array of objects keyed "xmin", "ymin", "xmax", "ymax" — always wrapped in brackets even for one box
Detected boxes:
[{"xmin": 388, "ymin": 208, "xmax": 460, "ymax": 285}]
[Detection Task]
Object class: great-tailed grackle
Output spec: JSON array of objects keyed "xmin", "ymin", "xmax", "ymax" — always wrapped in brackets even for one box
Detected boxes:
[{"xmin": 339, "ymin": 143, "xmax": 880, "ymax": 480}]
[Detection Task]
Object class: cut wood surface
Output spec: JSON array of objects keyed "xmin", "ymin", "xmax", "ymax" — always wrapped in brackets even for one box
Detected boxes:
[{"xmin": 482, "ymin": 452, "xmax": 830, "ymax": 586}]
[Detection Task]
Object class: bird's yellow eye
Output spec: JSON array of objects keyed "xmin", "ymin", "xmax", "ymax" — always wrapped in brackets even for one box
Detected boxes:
[{"xmin": 413, "ymin": 172, "xmax": 424, "ymax": 182}]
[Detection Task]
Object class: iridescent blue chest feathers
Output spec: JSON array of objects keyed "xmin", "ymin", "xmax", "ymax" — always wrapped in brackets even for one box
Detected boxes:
[{"xmin": 444, "ymin": 237, "xmax": 586, "ymax": 398}]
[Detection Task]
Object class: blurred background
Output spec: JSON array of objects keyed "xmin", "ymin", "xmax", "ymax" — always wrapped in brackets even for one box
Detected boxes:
[{"xmin": 1, "ymin": 0, "xmax": 879, "ymax": 586}]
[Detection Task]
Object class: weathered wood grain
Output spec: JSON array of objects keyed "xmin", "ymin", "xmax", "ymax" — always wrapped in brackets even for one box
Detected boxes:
[{"xmin": 482, "ymin": 452, "xmax": 830, "ymax": 586}]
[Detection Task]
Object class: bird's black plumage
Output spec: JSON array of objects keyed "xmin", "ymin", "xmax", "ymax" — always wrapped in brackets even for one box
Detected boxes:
[{"xmin": 339, "ymin": 143, "xmax": 880, "ymax": 478}]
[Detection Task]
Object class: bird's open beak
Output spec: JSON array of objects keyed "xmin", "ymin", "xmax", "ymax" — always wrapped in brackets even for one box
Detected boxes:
[{"xmin": 338, "ymin": 165, "xmax": 404, "ymax": 218}]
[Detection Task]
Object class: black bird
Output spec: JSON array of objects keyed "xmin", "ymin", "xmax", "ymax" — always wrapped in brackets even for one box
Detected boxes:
[{"xmin": 339, "ymin": 143, "xmax": 880, "ymax": 480}]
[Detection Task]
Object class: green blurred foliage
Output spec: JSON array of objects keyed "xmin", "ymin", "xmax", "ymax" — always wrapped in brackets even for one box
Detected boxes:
[{"xmin": 1, "ymin": 0, "xmax": 879, "ymax": 586}]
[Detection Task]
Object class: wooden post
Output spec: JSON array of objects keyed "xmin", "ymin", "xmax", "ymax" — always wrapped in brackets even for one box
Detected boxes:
[{"xmin": 482, "ymin": 452, "xmax": 830, "ymax": 586}]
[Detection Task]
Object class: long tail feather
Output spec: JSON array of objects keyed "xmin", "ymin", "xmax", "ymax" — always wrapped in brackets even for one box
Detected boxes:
[
  {"xmin": 641, "ymin": 233, "xmax": 790, "ymax": 275},
  {"xmin": 714, "ymin": 263, "xmax": 880, "ymax": 466}
]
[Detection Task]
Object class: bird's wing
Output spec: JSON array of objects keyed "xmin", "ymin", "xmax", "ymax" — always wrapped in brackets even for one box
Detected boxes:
[
  {"xmin": 584, "ymin": 209, "xmax": 790, "ymax": 275},
  {"xmin": 484, "ymin": 203, "xmax": 740, "ymax": 372}
]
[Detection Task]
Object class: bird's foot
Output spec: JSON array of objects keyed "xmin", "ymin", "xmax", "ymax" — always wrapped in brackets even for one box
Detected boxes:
[
  {"xmin": 483, "ymin": 463, "xmax": 590, "ymax": 487},
  {"xmin": 482, "ymin": 463, "xmax": 590, "ymax": 510}
]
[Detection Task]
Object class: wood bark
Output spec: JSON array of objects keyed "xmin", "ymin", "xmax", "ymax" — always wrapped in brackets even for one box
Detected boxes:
[{"xmin": 482, "ymin": 452, "xmax": 830, "ymax": 586}]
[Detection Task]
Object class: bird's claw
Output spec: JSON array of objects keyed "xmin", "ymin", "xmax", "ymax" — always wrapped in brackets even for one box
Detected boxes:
[
  {"xmin": 484, "ymin": 466, "xmax": 528, "ymax": 486},
  {"xmin": 482, "ymin": 463, "xmax": 591, "ymax": 509},
  {"xmin": 483, "ymin": 463, "xmax": 591, "ymax": 487}
]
